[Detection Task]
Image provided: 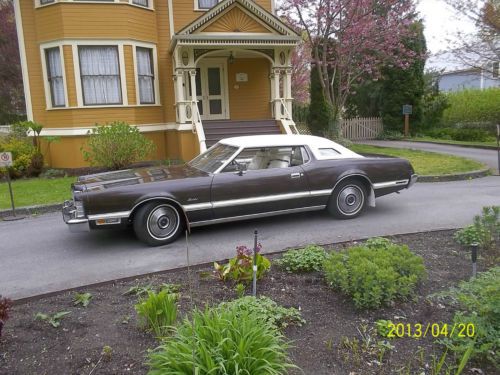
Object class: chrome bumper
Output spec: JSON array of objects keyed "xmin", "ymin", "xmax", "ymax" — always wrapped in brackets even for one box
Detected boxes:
[
  {"xmin": 62, "ymin": 200, "xmax": 89, "ymax": 232},
  {"xmin": 408, "ymin": 174, "xmax": 418, "ymax": 188}
]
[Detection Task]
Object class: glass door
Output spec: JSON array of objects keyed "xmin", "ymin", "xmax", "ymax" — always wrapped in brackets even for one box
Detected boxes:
[{"xmin": 199, "ymin": 61, "xmax": 227, "ymax": 120}]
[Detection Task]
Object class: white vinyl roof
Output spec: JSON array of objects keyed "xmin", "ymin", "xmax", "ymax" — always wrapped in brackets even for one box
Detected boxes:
[{"xmin": 219, "ymin": 135, "xmax": 363, "ymax": 160}]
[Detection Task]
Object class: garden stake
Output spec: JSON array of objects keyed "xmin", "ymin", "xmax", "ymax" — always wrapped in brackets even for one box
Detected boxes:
[
  {"xmin": 470, "ymin": 243, "xmax": 478, "ymax": 278},
  {"xmin": 252, "ymin": 229, "xmax": 258, "ymax": 297},
  {"xmin": 496, "ymin": 124, "xmax": 499, "ymax": 175}
]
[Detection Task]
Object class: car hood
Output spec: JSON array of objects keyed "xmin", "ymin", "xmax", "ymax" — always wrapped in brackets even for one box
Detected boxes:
[{"xmin": 73, "ymin": 164, "xmax": 208, "ymax": 192}]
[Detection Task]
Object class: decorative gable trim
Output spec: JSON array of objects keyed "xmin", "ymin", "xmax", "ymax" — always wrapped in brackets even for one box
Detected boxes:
[{"xmin": 178, "ymin": 0, "xmax": 298, "ymax": 37}]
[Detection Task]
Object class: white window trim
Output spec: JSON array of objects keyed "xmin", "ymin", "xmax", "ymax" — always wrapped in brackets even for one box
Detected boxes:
[
  {"xmin": 194, "ymin": 0, "xmax": 222, "ymax": 12},
  {"xmin": 34, "ymin": 0, "xmax": 154, "ymax": 11},
  {"xmin": 132, "ymin": 43, "xmax": 161, "ymax": 106},
  {"xmin": 40, "ymin": 43, "xmax": 69, "ymax": 110},
  {"xmin": 72, "ymin": 41, "xmax": 128, "ymax": 107}
]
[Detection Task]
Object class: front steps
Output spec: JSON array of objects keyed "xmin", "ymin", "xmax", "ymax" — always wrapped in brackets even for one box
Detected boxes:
[{"xmin": 203, "ymin": 119, "xmax": 281, "ymax": 148}]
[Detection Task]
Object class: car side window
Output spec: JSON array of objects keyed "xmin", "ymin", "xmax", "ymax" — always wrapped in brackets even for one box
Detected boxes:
[
  {"xmin": 222, "ymin": 146, "xmax": 306, "ymax": 172},
  {"xmin": 318, "ymin": 148, "xmax": 341, "ymax": 157}
]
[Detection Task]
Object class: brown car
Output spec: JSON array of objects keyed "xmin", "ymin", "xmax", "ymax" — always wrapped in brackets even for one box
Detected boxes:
[{"xmin": 63, "ymin": 135, "xmax": 417, "ymax": 246}]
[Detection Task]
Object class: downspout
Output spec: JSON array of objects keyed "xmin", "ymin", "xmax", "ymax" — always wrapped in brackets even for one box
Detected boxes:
[
  {"xmin": 271, "ymin": 0, "xmax": 275, "ymax": 14},
  {"xmin": 13, "ymin": 0, "xmax": 33, "ymax": 121},
  {"xmin": 168, "ymin": 0, "xmax": 175, "ymax": 39}
]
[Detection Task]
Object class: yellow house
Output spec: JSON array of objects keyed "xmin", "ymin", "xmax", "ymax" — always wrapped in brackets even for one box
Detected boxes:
[{"xmin": 13, "ymin": 0, "xmax": 300, "ymax": 168}]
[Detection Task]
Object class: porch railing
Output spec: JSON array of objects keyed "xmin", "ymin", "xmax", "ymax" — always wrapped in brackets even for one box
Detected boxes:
[
  {"xmin": 190, "ymin": 101, "xmax": 207, "ymax": 153},
  {"xmin": 278, "ymin": 99, "xmax": 299, "ymax": 135}
]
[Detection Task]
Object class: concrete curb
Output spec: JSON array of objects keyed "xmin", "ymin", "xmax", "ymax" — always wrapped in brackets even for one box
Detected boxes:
[
  {"xmin": 1, "ymin": 167, "xmax": 492, "ymax": 219},
  {"xmin": 403, "ymin": 139, "xmax": 498, "ymax": 151},
  {"xmin": 0, "ymin": 203, "xmax": 62, "ymax": 219}
]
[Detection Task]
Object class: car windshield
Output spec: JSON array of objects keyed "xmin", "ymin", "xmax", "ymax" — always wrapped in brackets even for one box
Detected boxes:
[{"xmin": 188, "ymin": 143, "xmax": 238, "ymax": 173}]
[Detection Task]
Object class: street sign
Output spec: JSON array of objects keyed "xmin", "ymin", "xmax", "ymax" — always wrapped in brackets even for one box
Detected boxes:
[
  {"xmin": 402, "ymin": 105, "xmax": 412, "ymax": 115},
  {"xmin": 0, "ymin": 152, "xmax": 13, "ymax": 167}
]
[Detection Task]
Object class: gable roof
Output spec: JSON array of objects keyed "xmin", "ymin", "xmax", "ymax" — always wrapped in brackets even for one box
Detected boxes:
[{"xmin": 177, "ymin": 0, "xmax": 298, "ymax": 37}]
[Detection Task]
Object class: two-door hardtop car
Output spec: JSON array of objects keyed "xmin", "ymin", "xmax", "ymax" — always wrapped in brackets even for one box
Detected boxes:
[{"xmin": 63, "ymin": 135, "xmax": 417, "ymax": 246}]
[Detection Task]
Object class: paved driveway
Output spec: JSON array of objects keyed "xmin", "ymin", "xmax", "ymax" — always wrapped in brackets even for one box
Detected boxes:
[
  {"xmin": 358, "ymin": 140, "xmax": 499, "ymax": 172},
  {"xmin": 1, "ymin": 176, "xmax": 499, "ymax": 300}
]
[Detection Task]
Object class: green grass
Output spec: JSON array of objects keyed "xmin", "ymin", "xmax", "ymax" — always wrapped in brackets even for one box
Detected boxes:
[
  {"xmin": 350, "ymin": 144, "xmax": 486, "ymax": 176},
  {"xmin": 410, "ymin": 136, "xmax": 498, "ymax": 148},
  {"xmin": 0, "ymin": 176, "xmax": 75, "ymax": 210}
]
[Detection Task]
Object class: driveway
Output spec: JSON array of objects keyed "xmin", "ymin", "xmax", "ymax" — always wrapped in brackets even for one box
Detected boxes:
[
  {"xmin": 1, "ymin": 176, "xmax": 499, "ymax": 300},
  {"xmin": 358, "ymin": 140, "xmax": 499, "ymax": 171}
]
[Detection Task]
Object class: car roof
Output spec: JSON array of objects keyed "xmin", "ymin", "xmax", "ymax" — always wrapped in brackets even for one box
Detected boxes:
[{"xmin": 219, "ymin": 134, "xmax": 363, "ymax": 160}]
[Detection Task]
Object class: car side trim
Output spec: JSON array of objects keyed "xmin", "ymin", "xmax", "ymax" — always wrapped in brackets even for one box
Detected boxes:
[
  {"xmin": 373, "ymin": 179, "xmax": 409, "ymax": 190},
  {"xmin": 88, "ymin": 211, "xmax": 131, "ymax": 221},
  {"xmin": 190, "ymin": 205, "xmax": 326, "ymax": 227}
]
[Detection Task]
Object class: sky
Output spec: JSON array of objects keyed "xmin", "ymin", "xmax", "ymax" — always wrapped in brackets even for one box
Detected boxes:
[{"xmin": 416, "ymin": 0, "xmax": 478, "ymax": 70}]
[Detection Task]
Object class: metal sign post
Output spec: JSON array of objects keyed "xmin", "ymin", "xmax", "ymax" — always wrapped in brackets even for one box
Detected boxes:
[
  {"xmin": 496, "ymin": 124, "xmax": 500, "ymax": 176},
  {"xmin": 252, "ymin": 230, "xmax": 258, "ymax": 297},
  {"xmin": 1, "ymin": 152, "xmax": 24, "ymax": 221},
  {"xmin": 402, "ymin": 105, "xmax": 412, "ymax": 137}
]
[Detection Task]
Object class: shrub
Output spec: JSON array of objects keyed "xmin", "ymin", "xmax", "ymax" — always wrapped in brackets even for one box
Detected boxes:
[
  {"xmin": 443, "ymin": 88, "xmax": 500, "ymax": 128},
  {"xmin": 376, "ymin": 130, "xmax": 404, "ymax": 140},
  {"xmin": 435, "ymin": 267, "xmax": 500, "ymax": 367},
  {"xmin": 454, "ymin": 206, "xmax": 499, "ymax": 252},
  {"xmin": 422, "ymin": 91, "xmax": 450, "ymax": 128},
  {"xmin": 218, "ymin": 296, "xmax": 305, "ymax": 330},
  {"xmin": 323, "ymin": 238, "xmax": 426, "ymax": 309},
  {"xmin": 214, "ymin": 244, "xmax": 271, "ymax": 283},
  {"xmin": 424, "ymin": 127, "xmax": 492, "ymax": 142},
  {"xmin": 135, "ymin": 290, "xmax": 178, "ymax": 337},
  {"xmin": 147, "ymin": 306, "xmax": 295, "ymax": 374},
  {"xmin": 82, "ymin": 121, "xmax": 156, "ymax": 170},
  {"xmin": 0, "ymin": 295, "xmax": 13, "ymax": 338},
  {"xmin": 275, "ymin": 245, "xmax": 326, "ymax": 273}
]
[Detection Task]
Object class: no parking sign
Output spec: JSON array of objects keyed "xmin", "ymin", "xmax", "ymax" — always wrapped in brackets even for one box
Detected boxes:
[{"xmin": 0, "ymin": 152, "xmax": 13, "ymax": 167}]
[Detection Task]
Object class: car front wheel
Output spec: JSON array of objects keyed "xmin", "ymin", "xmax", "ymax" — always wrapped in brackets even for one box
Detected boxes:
[
  {"xmin": 133, "ymin": 202, "xmax": 184, "ymax": 246},
  {"xmin": 327, "ymin": 180, "xmax": 367, "ymax": 219}
]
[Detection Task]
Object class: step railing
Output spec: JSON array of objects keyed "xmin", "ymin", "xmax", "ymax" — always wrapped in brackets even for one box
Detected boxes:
[
  {"xmin": 278, "ymin": 99, "xmax": 299, "ymax": 135},
  {"xmin": 191, "ymin": 101, "xmax": 207, "ymax": 153}
]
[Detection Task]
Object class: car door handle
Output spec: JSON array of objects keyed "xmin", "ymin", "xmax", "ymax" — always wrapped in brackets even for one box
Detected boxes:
[{"xmin": 290, "ymin": 172, "xmax": 302, "ymax": 179}]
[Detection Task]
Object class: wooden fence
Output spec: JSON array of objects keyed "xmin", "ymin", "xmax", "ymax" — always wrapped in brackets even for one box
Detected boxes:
[{"xmin": 340, "ymin": 117, "xmax": 383, "ymax": 140}]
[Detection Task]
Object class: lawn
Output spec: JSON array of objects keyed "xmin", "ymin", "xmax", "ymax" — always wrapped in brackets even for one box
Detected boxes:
[
  {"xmin": 410, "ymin": 136, "xmax": 498, "ymax": 148},
  {"xmin": 350, "ymin": 144, "xmax": 487, "ymax": 176},
  {"xmin": 0, "ymin": 176, "xmax": 75, "ymax": 210}
]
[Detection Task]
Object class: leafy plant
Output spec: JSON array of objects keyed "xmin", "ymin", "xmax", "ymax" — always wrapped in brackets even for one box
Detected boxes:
[
  {"xmin": 275, "ymin": 245, "xmax": 326, "ymax": 273},
  {"xmin": 0, "ymin": 295, "xmax": 13, "ymax": 338},
  {"xmin": 323, "ymin": 238, "xmax": 426, "ymax": 309},
  {"xmin": 135, "ymin": 290, "xmax": 178, "ymax": 337},
  {"xmin": 454, "ymin": 206, "xmax": 499, "ymax": 252},
  {"xmin": 434, "ymin": 267, "xmax": 500, "ymax": 367},
  {"xmin": 73, "ymin": 292, "xmax": 92, "ymax": 308},
  {"xmin": 147, "ymin": 305, "xmax": 296, "ymax": 374},
  {"xmin": 235, "ymin": 283, "xmax": 246, "ymax": 298},
  {"xmin": 81, "ymin": 121, "xmax": 156, "ymax": 170},
  {"xmin": 217, "ymin": 296, "xmax": 305, "ymax": 330},
  {"xmin": 35, "ymin": 311, "xmax": 71, "ymax": 328},
  {"xmin": 214, "ymin": 244, "xmax": 271, "ymax": 283},
  {"xmin": 124, "ymin": 283, "xmax": 180, "ymax": 297},
  {"xmin": 375, "ymin": 319, "xmax": 393, "ymax": 338}
]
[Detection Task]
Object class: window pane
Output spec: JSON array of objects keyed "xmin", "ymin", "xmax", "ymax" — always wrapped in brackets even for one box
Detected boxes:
[
  {"xmin": 209, "ymin": 99, "xmax": 222, "ymax": 115},
  {"xmin": 207, "ymin": 67, "xmax": 221, "ymax": 95},
  {"xmin": 40, "ymin": 0, "xmax": 55, "ymax": 4},
  {"xmin": 45, "ymin": 48, "xmax": 65, "ymax": 107},
  {"xmin": 79, "ymin": 46, "xmax": 122, "ymax": 105},
  {"xmin": 137, "ymin": 47, "xmax": 155, "ymax": 104},
  {"xmin": 132, "ymin": 0, "xmax": 148, "ymax": 7},
  {"xmin": 198, "ymin": 0, "xmax": 218, "ymax": 9}
]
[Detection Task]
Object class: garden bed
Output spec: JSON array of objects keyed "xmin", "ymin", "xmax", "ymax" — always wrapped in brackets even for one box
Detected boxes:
[{"xmin": 0, "ymin": 230, "xmax": 496, "ymax": 375}]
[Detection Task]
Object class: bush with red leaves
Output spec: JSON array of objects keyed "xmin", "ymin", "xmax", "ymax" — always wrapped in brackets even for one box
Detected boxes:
[{"xmin": 0, "ymin": 295, "xmax": 13, "ymax": 338}]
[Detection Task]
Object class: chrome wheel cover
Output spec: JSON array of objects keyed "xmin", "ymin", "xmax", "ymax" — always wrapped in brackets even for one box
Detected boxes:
[
  {"xmin": 337, "ymin": 185, "xmax": 364, "ymax": 215},
  {"xmin": 146, "ymin": 204, "xmax": 179, "ymax": 240}
]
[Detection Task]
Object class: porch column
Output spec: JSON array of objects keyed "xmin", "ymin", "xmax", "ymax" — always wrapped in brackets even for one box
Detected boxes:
[
  {"xmin": 269, "ymin": 72, "xmax": 275, "ymax": 118},
  {"xmin": 272, "ymin": 68, "xmax": 281, "ymax": 120},
  {"xmin": 174, "ymin": 70, "xmax": 186, "ymax": 123},
  {"xmin": 284, "ymin": 68, "xmax": 293, "ymax": 119},
  {"xmin": 189, "ymin": 69, "xmax": 198, "ymax": 122}
]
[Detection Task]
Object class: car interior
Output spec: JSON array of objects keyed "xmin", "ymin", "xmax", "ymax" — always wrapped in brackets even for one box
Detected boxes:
[{"xmin": 224, "ymin": 146, "xmax": 308, "ymax": 172}]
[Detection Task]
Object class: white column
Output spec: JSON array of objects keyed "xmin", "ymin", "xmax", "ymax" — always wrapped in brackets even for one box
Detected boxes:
[
  {"xmin": 189, "ymin": 69, "xmax": 198, "ymax": 122},
  {"xmin": 273, "ymin": 68, "xmax": 281, "ymax": 120},
  {"xmin": 285, "ymin": 68, "xmax": 293, "ymax": 119},
  {"xmin": 174, "ymin": 70, "xmax": 186, "ymax": 123}
]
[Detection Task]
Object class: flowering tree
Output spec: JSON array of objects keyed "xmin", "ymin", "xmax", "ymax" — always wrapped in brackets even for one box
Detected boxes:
[
  {"xmin": 444, "ymin": 0, "xmax": 499, "ymax": 74},
  {"xmin": 0, "ymin": 0, "xmax": 25, "ymax": 123},
  {"xmin": 290, "ymin": 40, "xmax": 311, "ymax": 105},
  {"xmin": 280, "ymin": 0, "xmax": 421, "ymax": 136}
]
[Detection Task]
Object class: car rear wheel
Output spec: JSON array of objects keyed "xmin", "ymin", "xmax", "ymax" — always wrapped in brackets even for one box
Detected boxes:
[
  {"xmin": 327, "ymin": 180, "xmax": 367, "ymax": 219},
  {"xmin": 133, "ymin": 202, "xmax": 184, "ymax": 246}
]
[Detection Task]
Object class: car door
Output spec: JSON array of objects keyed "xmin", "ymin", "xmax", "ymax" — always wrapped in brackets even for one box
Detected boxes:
[{"xmin": 210, "ymin": 146, "xmax": 311, "ymax": 219}]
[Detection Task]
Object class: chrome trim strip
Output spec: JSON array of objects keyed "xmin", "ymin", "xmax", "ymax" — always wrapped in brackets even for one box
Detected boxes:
[
  {"xmin": 310, "ymin": 189, "xmax": 332, "ymax": 196},
  {"xmin": 190, "ymin": 205, "xmax": 326, "ymax": 227},
  {"xmin": 373, "ymin": 179, "xmax": 410, "ymax": 190},
  {"xmin": 408, "ymin": 174, "xmax": 418, "ymax": 188},
  {"xmin": 212, "ymin": 191, "xmax": 311, "ymax": 208},
  {"xmin": 88, "ymin": 211, "xmax": 131, "ymax": 221},
  {"xmin": 184, "ymin": 202, "xmax": 213, "ymax": 212}
]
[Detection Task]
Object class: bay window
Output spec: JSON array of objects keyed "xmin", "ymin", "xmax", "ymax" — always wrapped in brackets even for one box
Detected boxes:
[
  {"xmin": 45, "ymin": 47, "xmax": 65, "ymax": 107},
  {"xmin": 136, "ymin": 47, "xmax": 155, "ymax": 104}
]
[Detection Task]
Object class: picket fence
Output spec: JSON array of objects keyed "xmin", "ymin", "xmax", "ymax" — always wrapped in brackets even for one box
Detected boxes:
[{"xmin": 340, "ymin": 117, "xmax": 383, "ymax": 140}]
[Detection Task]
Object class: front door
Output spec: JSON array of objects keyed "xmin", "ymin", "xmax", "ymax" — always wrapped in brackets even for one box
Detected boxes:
[{"xmin": 191, "ymin": 60, "xmax": 228, "ymax": 121}]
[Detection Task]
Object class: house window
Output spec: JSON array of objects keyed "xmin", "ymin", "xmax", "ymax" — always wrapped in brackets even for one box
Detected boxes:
[
  {"xmin": 45, "ymin": 47, "xmax": 65, "ymax": 107},
  {"xmin": 197, "ymin": 0, "xmax": 218, "ymax": 10},
  {"xmin": 136, "ymin": 47, "xmax": 155, "ymax": 104},
  {"xmin": 493, "ymin": 62, "xmax": 499, "ymax": 78},
  {"xmin": 78, "ymin": 46, "xmax": 122, "ymax": 106},
  {"xmin": 39, "ymin": 0, "xmax": 55, "ymax": 4},
  {"xmin": 132, "ymin": 0, "xmax": 149, "ymax": 7}
]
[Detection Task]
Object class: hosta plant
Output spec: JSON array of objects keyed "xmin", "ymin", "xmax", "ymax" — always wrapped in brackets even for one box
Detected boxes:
[{"xmin": 214, "ymin": 244, "xmax": 271, "ymax": 283}]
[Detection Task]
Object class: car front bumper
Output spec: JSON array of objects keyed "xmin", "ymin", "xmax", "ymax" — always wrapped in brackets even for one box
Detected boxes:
[
  {"xmin": 408, "ymin": 174, "xmax": 418, "ymax": 188},
  {"xmin": 62, "ymin": 200, "xmax": 89, "ymax": 232}
]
